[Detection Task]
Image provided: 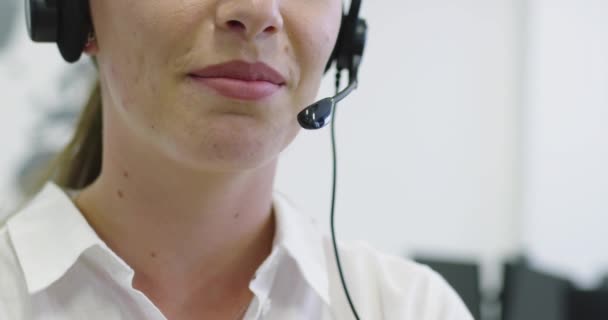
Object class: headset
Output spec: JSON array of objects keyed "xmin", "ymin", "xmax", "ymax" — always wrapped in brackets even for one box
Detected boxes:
[{"xmin": 26, "ymin": 0, "xmax": 367, "ymax": 318}]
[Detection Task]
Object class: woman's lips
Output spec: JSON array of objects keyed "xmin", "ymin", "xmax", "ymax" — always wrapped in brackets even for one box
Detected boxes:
[
  {"xmin": 188, "ymin": 60, "xmax": 286, "ymax": 101},
  {"xmin": 189, "ymin": 76, "xmax": 283, "ymax": 101}
]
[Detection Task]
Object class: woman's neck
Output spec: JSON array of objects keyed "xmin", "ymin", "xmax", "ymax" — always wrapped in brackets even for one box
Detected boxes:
[{"xmin": 72, "ymin": 149, "xmax": 277, "ymax": 308}]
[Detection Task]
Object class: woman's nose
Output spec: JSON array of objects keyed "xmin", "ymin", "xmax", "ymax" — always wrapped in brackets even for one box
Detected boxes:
[{"xmin": 216, "ymin": 0, "xmax": 284, "ymax": 40}]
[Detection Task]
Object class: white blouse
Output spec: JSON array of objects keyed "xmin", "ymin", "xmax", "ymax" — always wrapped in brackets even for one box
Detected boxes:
[{"xmin": 0, "ymin": 182, "xmax": 473, "ymax": 319}]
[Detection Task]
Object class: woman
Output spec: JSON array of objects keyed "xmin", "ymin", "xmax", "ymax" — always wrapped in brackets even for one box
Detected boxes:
[{"xmin": 0, "ymin": 0, "xmax": 472, "ymax": 319}]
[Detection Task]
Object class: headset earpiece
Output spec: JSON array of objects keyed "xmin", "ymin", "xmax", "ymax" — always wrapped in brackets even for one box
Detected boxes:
[
  {"xmin": 57, "ymin": 0, "xmax": 91, "ymax": 63},
  {"xmin": 26, "ymin": 0, "xmax": 58, "ymax": 42},
  {"xmin": 26, "ymin": 0, "xmax": 91, "ymax": 63},
  {"xmin": 325, "ymin": 0, "xmax": 367, "ymax": 82}
]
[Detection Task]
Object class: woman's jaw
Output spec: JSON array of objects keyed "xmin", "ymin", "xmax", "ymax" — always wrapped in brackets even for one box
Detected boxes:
[{"xmin": 86, "ymin": 0, "xmax": 340, "ymax": 172}]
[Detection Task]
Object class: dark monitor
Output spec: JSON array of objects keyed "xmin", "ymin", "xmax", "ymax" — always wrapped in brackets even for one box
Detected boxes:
[
  {"xmin": 502, "ymin": 262, "xmax": 571, "ymax": 320},
  {"xmin": 568, "ymin": 289, "xmax": 608, "ymax": 320},
  {"xmin": 414, "ymin": 257, "xmax": 481, "ymax": 319}
]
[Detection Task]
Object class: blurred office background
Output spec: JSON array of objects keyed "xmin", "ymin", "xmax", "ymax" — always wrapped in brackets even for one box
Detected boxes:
[{"xmin": 1, "ymin": 0, "xmax": 607, "ymax": 319}]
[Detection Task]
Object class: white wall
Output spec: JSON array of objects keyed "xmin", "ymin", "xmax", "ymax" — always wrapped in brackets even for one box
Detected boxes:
[
  {"xmin": 1, "ymin": 0, "xmax": 523, "ymax": 292},
  {"xmin": 522, "ymin": 0, "xmax": 608, "ymax": 288}
]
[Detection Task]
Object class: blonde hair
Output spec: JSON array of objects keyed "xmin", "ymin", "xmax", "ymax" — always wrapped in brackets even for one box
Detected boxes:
[
  {"xmin": 33, "ymin": 80, "xmax": 103, "ymax": 194},
  {"xmin": 0, "ymin": 77, "xmax": 102, "ymax": 225}
]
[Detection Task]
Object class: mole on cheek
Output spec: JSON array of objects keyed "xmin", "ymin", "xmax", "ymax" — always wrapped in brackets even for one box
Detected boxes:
[
  {"xmin": 150, "ymin": 252, "xmax": 157, "ymax": 258},
  {"xmin": 123, "ymin": 171, "xmax": 129, "ymax": 178},
  {"xmin": 117, "ymin": 190, "xmax": 124, "ymax": 198}
]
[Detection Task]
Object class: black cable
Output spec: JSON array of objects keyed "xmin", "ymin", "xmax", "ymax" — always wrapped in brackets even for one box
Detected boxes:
[{"xmin": 330, "ymin": 70, "xmax": 361, "ymax": 320}]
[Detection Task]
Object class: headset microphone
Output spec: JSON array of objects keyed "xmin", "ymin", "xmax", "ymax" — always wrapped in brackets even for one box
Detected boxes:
[
  {"xmin": 298, "ymin": 0, "xmax": 366, "ymax": 131},
  {"xmin": 297, "ymin": 79, "xmax": 358, "ymax": 130}
]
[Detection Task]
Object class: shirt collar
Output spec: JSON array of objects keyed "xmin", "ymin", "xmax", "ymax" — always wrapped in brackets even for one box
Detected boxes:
[
  {"xmin": 7, "ymin": 182, "xmax": 330, "ymax": 305},
  {"xmin": 271, "ymin": 191, "xmax": 331, "ymax": 305},
  {"xmin": 7, "ymin": 182, "xmax": 108, "ymax": 294}
]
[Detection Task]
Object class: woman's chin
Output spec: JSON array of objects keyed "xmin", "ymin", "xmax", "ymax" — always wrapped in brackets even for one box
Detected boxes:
[
  {"xmin": 187, "ymin": 149, "xmax": 278, "ymax": 174},
  {"xmin": 172, "ymin": 122, "xmax": 288, "ymax": 173}
]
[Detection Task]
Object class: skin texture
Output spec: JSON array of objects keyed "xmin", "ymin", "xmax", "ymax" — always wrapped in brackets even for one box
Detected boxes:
[{"xmin": 73, "ymin": 0, "xmax": 342, "ymax": 319}]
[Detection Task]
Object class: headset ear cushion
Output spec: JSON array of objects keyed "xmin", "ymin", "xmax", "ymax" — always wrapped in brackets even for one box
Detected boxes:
[{"xmin": 57, "ymin": 0, "xmax": 90, "ymax": 63}]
